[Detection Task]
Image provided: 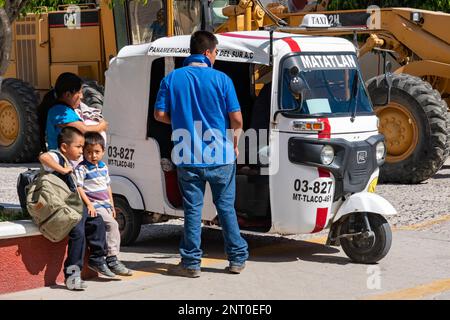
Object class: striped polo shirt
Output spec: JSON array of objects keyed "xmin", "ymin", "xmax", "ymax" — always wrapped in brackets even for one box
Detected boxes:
[{"xmin": 75, "ymin": 159, "xmax": 112, "ymax": 209}]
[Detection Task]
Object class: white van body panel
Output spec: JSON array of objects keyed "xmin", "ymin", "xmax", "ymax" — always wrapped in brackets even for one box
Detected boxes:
[{"xmin": 110, "ymin": 175, "xmax": 144, "ymax": 210}]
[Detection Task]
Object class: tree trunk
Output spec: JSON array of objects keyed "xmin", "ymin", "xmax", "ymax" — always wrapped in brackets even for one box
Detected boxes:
[
  {"xmin": 0, "ymin": 0, "xmax": 28, "ymax": 86},
  {"xmin": 0, "ymin": 7, "xmax": 12, "ymax": 80}
]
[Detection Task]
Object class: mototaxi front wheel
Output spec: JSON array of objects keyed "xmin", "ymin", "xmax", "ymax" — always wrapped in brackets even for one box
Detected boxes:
[{"xmin": 340, "ymin": 212, "xmax": 392, "ymax": 264}]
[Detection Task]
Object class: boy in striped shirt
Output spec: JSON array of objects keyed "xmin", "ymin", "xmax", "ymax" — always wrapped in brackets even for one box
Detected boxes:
[{"xmin": 75, "ymin": 132, "xmax": 133, "ymax": 276}]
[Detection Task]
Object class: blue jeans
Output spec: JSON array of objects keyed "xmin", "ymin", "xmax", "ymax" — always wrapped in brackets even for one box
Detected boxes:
[
  {"xmin": 177, "ymin": 163, "xmax": 249, "ymax": 270},
  {"xmin": 64, "ymin": 206, "xmax": 107, "ymax": 278}
]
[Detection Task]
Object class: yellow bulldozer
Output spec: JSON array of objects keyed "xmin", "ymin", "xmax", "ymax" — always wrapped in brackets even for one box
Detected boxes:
[{"xmin": 0, "ymin": 0, "xmax": 449, "ymax": 184}]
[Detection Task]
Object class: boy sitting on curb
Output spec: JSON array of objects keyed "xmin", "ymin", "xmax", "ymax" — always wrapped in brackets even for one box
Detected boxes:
[
  {"xmin": 75, "ymin": 132, "xmax": 133, "ymax": 276},
  {"xmin": 38, "ymin": 127, "xmax": 116, "ymax": 291}
]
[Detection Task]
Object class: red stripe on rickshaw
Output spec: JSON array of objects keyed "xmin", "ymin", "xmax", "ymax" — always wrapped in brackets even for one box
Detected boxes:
[
  {"xmin": 318, "ymin": 168, "xmax": 331, "ymax": 178},
  {"xmin": 282, "ymin": 38, "xmax": 301, "ymax": 52},
  {"xmin": 318, "ymin": 118, "xmax": 331, "ymax": 139},
  {"xmin": 312, "ymin": 207, "xmax": 328, "ymax": 233},
  {"xmin": 313, "ymin": 118, "xmax": 332, "ymax": 233}
]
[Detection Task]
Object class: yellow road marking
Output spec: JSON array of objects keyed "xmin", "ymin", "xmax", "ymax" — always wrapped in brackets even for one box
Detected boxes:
[
  {"xmin": 307, "ymin": 236, "xmax": 327, "ymax": 244},
  {"xmin": 393, "ymin": 214, "xmax": 450, "ymax": 231},
  {"xmin": 117, "ymin": 269, "xmax": 158, "ymax": 280},
  {"xmin": 364, "ymin": 279, "xmax": 450, "ymax": 300}
]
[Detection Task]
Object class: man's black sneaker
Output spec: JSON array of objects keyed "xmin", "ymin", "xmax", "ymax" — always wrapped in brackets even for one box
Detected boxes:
[
  {"xmin": 88, "ymin": 263, "xmax": 116, "ymax": 278},
  {"xmin": 168, "ymin": 263, "xmax": 201, "ymax": 278}
]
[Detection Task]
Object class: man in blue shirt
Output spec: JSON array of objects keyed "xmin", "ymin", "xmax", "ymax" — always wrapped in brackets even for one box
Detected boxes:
[
  {"xmin": 149, "ymin": 8, "xmax": 166, "ymax": 42},
  {"xmin": 154, "ymin": 30, "xmax": 248, "ymax": 277}
]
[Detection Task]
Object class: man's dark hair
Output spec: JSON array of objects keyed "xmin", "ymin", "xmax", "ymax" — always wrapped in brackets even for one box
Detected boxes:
[
  {"xmin": 84, "ymin": 132, "xmax": 105, "ymax": 150},
  {"xmin": 57, "ymin": 126, "xmax": 84, "ymax": 148},
  {"xmin": 190, "ymin": 30, "xmax": 218, "ymax": 54}
]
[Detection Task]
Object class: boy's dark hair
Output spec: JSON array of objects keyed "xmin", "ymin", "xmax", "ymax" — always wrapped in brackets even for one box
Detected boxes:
[
  {"xmin": 57, "ymin": 126, "xmax": 84, "ymax": 148},
  {"xmin": 84, "ymin": 132, "xmax": 105, "ymax": 150},
  {"xmin": 190, "ymin": 30, "xmax": 218, "ymax": 54}
]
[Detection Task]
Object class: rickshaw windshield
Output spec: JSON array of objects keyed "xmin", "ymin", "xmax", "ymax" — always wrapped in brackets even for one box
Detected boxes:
[{"xmin": 279, "ymin": 54, "xmax": 373, "ymax": 117}]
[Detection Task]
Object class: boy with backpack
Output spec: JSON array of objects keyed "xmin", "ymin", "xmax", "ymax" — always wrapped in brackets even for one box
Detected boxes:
[
  {"xmin": 75, "ymin": 132, "xmax": 133, "ymax": 276},
  {"xmin": 38, "ymin": 127, "xmax": 116, "ymax": 290}
]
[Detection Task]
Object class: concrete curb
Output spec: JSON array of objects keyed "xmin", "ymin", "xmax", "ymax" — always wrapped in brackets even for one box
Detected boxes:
[
  {"xmin": 0, "ymin": 220, "xmax": 40, "ymax": 239},
  {"xmin": 0, "ymin": 220, "xmax": 97, "ymax": 294}
]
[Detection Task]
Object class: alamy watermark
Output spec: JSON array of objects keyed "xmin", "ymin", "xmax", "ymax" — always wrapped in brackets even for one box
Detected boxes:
[
  {"xmin": 170, "ymin": 122, "xmax": 279, "ymax": 175},
  {"xmin": 366, "ymin": 265, "xmax": 382, "ymax": 290},
  {"xmin": 366, "ymin": 5, "xmax": 381, "ymax": 30},
  {"xmin": 66, "ymin": 265, "xmax": 82, "ymax": 290}
]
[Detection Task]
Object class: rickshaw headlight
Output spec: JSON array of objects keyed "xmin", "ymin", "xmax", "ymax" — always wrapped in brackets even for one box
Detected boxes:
[
  {"xmin": 320, "ymin": 145, "xmax": 334, "ymax": 165},
  {"xmin": 376, "ymin": 142, "xmax": 386, "ymax": 164}
]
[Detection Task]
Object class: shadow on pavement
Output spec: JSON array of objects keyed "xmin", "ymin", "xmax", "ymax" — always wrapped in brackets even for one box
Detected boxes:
[
  {"xmin": 118, "ymin": 259, "xmax": 175, "ymax": 277},
  {"xmin": 120, "ymin": 224, "xmax": 351, "ymax": 271}
]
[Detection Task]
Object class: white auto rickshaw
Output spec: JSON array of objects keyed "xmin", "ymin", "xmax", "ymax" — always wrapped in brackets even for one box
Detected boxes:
[{"xmin": 103, "ymin": 27, "xmax": 397, "ymax": 263}]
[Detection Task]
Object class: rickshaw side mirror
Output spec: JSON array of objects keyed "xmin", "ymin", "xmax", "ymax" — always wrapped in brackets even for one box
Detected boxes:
[
  {"xmin": 273, "ymin": 70, "xmax": 307, "ymax": 124},
  {"xmin": 289, "ymin": 76, "xmax": 306, "ymax": 98},
  {"xmin": 288, "ymin": 66, "xmax": 306, "ymax": 98}
]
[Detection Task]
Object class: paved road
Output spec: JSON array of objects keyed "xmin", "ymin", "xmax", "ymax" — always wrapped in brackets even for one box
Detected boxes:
[
  {"xmin": 2, "ymin": 217, "xmax": 449, "ymax": 300},
  {"xmin": 1, "ymin": 160, "xmax": 449, "ymax": 300}
]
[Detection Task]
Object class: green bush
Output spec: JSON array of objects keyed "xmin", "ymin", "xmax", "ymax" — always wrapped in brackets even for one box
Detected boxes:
[
  {"xmin": 0, "ymin": 0, "xmax": 93, "ymax": 13},
  {"xmin": 0, "ymin": 207, "xmax": 30, "ymax": 222}
]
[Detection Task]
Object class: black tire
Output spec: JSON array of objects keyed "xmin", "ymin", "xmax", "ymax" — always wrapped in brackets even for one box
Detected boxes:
[
  {"xmin": 440, "ymin": 105, "xmax": 450, "ymax": 169},
  {"xmin": 81, "ymin": 80, "xmax": 104, "ymax": 111},
  {"xmin": 445, "ymin": 110, "xmax": 450, "ymax": 160},
  {"xmin": 425, "ymin": 84, "xmax": 450, "ymax": 171},
  {"xmin": 0, "ymin": 78, "xmax": 40, "ymax": 162},
  {"xmin": 340, "ymin": 213, "xmax": 392, "ymax": 264},
  {"xmin": 367, "ymin": 74, "xmax": 449, "ymax": 183},
  {"xmin": 113, "ymin": 196, "xmax": 142, "ymax": 246}
]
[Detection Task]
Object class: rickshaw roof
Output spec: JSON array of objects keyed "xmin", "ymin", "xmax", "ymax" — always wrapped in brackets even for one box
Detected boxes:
[{"xmin": 117, "ymin": 31, "xmax": 356, "ymax": 65}]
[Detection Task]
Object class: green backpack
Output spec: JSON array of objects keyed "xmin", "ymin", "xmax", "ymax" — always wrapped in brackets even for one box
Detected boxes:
[{"xmin": 26, "ymin": 152, "xmax": 83, "ymax": 242}]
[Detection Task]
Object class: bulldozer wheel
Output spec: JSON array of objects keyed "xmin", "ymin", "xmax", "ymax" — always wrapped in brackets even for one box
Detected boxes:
[
  {"xmin": 82, "ymin": 80, "xmax": 104, "ymax": 111},
  {"xmin": 0, "ymin": 78, "xmax": 40, "ymax": 163},
  {"xmin": 367, "ymin": 74, "xmax": 449, "ymax": 184},
  {"xmin": 442, "ymin": 108, "xmax": 450, "ymax": 168}
]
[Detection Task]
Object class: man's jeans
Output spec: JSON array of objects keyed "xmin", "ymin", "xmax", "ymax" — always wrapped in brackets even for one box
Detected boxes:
[{"xmin": 177, "ymin": 163, "xmax": 249, "ymax": 270}]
